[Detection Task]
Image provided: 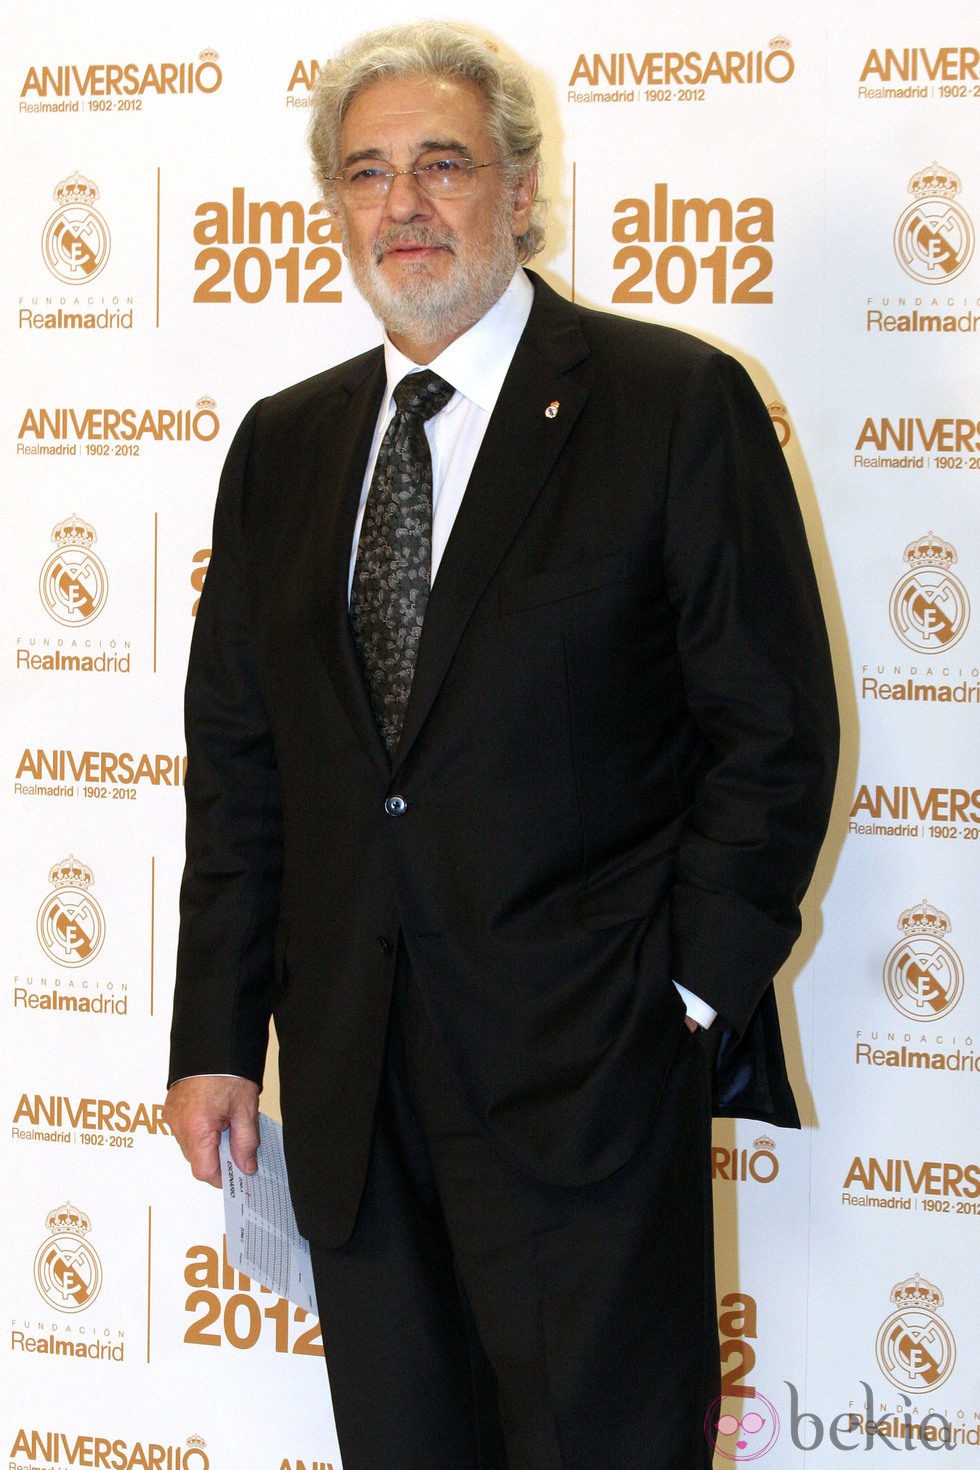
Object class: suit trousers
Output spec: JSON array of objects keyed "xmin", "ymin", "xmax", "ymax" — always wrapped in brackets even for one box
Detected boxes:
[{"xmin": 308, "ymin": 952, "xmax": 719, "ymax": 1470}]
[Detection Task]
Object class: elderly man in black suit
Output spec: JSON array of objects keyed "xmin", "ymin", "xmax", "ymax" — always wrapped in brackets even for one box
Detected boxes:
[{"xmin": 164, "ymin": 21, "xmax": 838, "ymax": 1469}]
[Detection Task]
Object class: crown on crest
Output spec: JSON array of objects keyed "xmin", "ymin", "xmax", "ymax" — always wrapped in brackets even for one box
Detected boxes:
[
  {"xmin": 54, "ymin": 171, "xmax": 99, "ymax": 206},
  {"xmin": 51, "ymin": 514, "xmax": 97, "ymax": 550},
  {"xmin": 890, "ymin": 1274, "xmax": 943, "ymax": 1313},
  {"xmin": 908, "ymin": 162, "xmax": 961, "ymax": 200},
  {"xmin": 898, "ymin": 900, "xmax": 951, "ymax": 940},
  {"xmin": 903, "ymin": 532, "xmax": 956, "ymax": 571},
  {"xmin": 49, "ymin": 855, "xmax": 94, "ymax": 890},
  {"xmin": 46, "ymin": 1202, "xmax": 92, "ymax": 1235}
]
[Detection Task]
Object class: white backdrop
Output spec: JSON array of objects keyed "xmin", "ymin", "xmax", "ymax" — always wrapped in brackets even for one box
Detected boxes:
[{"xmin": 3, "ymin": 3, "xmax": 978, "ymax": 1466}]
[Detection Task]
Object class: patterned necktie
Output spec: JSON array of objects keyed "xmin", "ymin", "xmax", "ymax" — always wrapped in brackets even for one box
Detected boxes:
[{"xmin": 350, "ymin": 369, "xmax": 455, "ymax": 752}]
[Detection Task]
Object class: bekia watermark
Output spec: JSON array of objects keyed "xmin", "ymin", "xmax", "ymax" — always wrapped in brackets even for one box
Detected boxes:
[
  {"xmin": 704, "ymin": 1383, "xmax": 967, "ymax": 1459},
  {"xmin": 704, "ymin": 1393, "xmax": 779, "ymax": 1461}
]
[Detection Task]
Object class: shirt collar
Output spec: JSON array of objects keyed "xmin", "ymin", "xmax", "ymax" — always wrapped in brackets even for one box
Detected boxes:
[{"xmin": 381, "ymin": 268, "xmax": 534, "ymax": 415}]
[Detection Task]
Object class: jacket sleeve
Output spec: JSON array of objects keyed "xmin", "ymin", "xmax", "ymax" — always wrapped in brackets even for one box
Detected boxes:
[
  {"xmin": 168, "ymin": 404, "xmax": 283, "ymax": 1086},
  {"xmin": 663, "ymin": 350, "xmax": 839, "ymax": 1035}
]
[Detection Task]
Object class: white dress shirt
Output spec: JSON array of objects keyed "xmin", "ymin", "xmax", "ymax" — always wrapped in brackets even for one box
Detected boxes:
[{"xmin": 349, "ymin": 267, "xmax": 535, "ymax": 594}]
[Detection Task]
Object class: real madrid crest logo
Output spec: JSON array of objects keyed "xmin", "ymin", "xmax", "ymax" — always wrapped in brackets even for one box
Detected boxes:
[
  {"xmin": 39, "ymin": 514, "xmax": 109, "ymax": 627},
  {"xmin": 33, "ymin": 1203, "xmax": 103, "ymax": 1313},
  {"xmin": 888, "ymin": 532, "xmax": 969, "ymax": 653},
  {"xmin": 883, "ymin": 901, "xmax": 964, "ymax": 1022},
  {"xmin": 36, "ymin": 855, "xmax": 106, "ymax": 968},
  {"xmin": 893, "ymin": 162, "xmax": 974, "ymax": 284},
  {"xmin": 42, "ymin": 171, "xmax": 111, "ymax": 285},
  {"xmin": 875, "ymin": 1274, "xmax": 956, "ymax": 1394}
]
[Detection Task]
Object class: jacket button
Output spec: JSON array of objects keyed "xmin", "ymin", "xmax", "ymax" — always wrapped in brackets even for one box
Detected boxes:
[
  {"xmin": 384, "ymin": 794, "xmax": 407, "ymax": 816},
  {"xmin": 378, "ymin": 936, "xmax": 393, "ymax": 956}
]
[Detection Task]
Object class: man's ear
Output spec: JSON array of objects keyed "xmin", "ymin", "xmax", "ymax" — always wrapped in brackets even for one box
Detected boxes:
[{"xmin": 511, "ymin": 165, "xmax": 538, "ymax": 237}]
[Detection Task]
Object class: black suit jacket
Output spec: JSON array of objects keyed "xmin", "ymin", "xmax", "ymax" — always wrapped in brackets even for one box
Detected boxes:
[{"xmin": 170, "ymin": 273, "xmax": 839, "ymax": 1246}]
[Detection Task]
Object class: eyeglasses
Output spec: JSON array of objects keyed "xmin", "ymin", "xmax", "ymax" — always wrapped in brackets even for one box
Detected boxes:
[{"xmin": 331, "ymin": 152, "xmax": 505, "ymax": 205}]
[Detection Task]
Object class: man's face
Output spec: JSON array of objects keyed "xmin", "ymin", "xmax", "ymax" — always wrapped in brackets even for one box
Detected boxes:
[{"xmin": 335, "ymin": 73, "xmax": 536, "ymax": 362}]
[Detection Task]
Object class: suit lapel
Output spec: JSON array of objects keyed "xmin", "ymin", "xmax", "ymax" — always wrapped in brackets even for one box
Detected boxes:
[
  {"xmin": 393, "ymin": 278, "xmax": 591, "ymax": 768},
  {"xmin": 304, "ymin": 350, "xmax": 391, "ymax": 771}
]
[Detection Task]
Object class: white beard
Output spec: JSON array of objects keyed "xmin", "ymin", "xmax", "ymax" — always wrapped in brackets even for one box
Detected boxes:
[{"xmin": 344, "ymin": 197, "xmax": 518, "ymax": 349}]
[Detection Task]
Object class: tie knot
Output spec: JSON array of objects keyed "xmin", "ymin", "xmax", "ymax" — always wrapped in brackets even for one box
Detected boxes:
[{"xmin": 393, "ymin": 369, "xmax": 455, "ymax": 423}]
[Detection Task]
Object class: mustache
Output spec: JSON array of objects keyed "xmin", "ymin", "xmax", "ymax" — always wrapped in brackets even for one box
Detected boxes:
[{"xmin": 374, "ymin": 226, "xmax": 458, "ymax": 260}]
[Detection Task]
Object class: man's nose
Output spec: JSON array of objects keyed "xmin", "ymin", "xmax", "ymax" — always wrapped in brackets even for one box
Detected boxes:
[{"xmin": 383, "ymin": 169, "xmax": 433, "ymax": 220}]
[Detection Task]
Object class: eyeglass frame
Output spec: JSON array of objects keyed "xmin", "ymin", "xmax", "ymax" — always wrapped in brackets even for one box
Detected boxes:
[{"xmin": 329, "ymin": 151, "xmax": 509, "ymax": 205}]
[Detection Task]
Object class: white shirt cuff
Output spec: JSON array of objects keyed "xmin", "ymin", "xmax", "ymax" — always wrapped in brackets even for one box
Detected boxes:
[{"xmin": 672, "ymin": 983, "xmax": 717, "ymax": 1030}]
